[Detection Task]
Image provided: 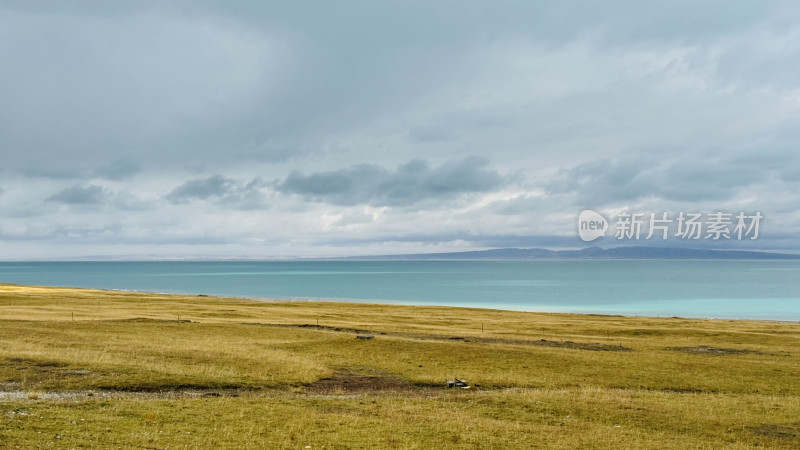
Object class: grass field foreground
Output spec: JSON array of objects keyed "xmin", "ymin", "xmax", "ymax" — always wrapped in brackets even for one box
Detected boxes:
[{"xmin": 1, "ymin": 284, "xmax": 799, "ymax": 448}]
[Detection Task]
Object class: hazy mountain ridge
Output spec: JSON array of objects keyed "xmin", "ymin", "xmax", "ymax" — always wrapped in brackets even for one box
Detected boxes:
[{"xmin": 343, "ymin": 247, "xmax": 800, "ymax": 260}]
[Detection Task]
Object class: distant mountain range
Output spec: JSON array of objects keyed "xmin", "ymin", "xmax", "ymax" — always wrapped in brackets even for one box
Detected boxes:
[{"xmin": 343, "ymin": 246, "xmax": 800, "ymax": 260}]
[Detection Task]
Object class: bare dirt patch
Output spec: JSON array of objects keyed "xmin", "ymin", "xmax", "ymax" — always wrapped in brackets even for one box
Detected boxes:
[
  {"xmin": 304, "ymin": 370, "xmax": 421, "ymax": 394},
  {"xmin": 660, "ymin": 387, "xmax": 709, "ymax": 394},
  {"xmin": 519, "ymin": 338, "xmax": 631, "ymax": 352},
  {"xmin": 109, "ymin": 317, "xmax": 193, "ymax": 324},
  {"xmin": 668, "ymin": 346, "xmax": 764, "ymax": 356},
  {"xmin": 748, "ymin": 423, "xmax": 800, "ymax": 440},
  {"xmin": 259, "ymin": 323, "xmax": 633, "ymax": 352}
]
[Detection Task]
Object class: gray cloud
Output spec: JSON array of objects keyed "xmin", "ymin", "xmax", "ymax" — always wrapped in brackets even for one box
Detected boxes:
[
  {"xmin": 279, "ymin": 157, "xmax": 504, "ymax": 206},
  {"xmin": 94, "ymin": 158, "xmax": 141, "ymax": 180},
  {"xmin": 46, "ymin": 185, "xmax": 107, "ymax": 205},
  {"xmin": 547, "ymin": 151, "xmax": 786, "ymax": 206},
  {"xmin": 548, "ymin": 158, "xmax": 653, "ymax": 205},
  {"xmin": 166, "ymin": 175, "xmax": 268, "ymax": 209},
  {"xmin": 167, "ymin": 175, "xmax": 236, "ymax": 203}
]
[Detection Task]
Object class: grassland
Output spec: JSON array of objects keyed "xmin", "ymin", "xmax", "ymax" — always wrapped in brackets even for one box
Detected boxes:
[{"xmin": 1, "ymin": 283, "xmax": 799, "ymax": 448}]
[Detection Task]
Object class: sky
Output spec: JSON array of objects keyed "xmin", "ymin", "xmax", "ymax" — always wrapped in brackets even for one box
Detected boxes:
[{"xmin": 1, "ymin": 1, "xmax": 800, "ymax": 259}]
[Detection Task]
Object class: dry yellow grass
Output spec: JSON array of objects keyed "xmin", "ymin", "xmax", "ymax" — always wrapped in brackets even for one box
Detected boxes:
[{"xmin": 1, "ymin": 283, "xmax": 799, "ymax": 448}]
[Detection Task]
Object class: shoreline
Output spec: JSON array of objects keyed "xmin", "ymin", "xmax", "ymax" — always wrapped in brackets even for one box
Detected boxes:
[{"xmin": 1, "ymin": 282, "xmax": 797, "ymax": 324}]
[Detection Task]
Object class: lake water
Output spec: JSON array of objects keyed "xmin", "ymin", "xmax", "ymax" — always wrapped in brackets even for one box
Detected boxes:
[{"xmin": 1, "ymin": 260, "xmax": 799, "ymax": 321}]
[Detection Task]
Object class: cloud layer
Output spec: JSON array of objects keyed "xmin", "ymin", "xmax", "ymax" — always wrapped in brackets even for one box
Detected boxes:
[
  {"xmin": 279, "ymin": 157, "xmax": 504, "ymax": 207},
  {"xmin": 1, "ymin": 1, "xmax": 800, "ymax": 258}
]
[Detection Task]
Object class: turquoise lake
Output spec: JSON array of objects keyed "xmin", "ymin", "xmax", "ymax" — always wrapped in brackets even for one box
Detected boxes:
[{"xmin": 1, "ymin": 260, "xmax": 799, "ymax": 320}]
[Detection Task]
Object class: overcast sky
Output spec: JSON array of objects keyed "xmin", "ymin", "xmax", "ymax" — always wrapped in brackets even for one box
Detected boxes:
[{"xmin": 2, "ymin": 1, "xmax": 800, "ymax": 259}]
